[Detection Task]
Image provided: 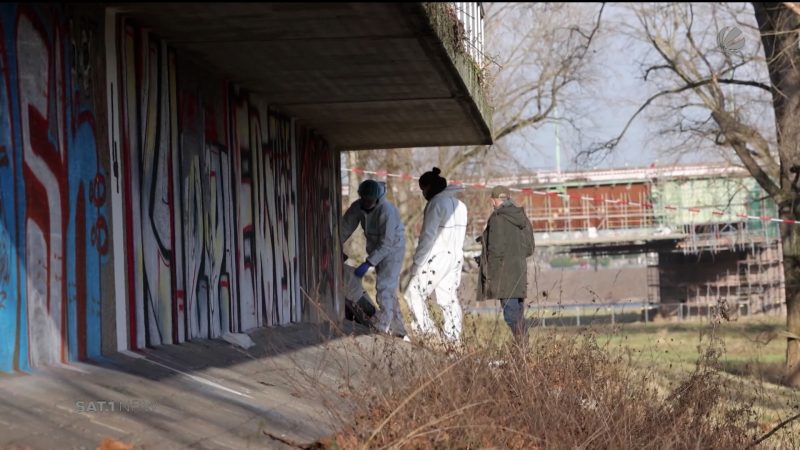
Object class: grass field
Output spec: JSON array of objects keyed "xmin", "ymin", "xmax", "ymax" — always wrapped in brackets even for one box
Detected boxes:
[{"xmin": 465, "ymin": 313, "xmax": 788, "ymax": 374}]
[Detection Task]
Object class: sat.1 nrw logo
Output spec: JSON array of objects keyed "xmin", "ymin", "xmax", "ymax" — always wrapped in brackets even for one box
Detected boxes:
[{"xmin": 717, "ymin": 26, "xmax": 745, "ymax": 56}]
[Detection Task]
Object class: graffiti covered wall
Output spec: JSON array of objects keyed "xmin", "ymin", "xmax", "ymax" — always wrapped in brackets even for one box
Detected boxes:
[
  {"xmin": 117, "ymin": 24, "xmax": 179, "ymax": 348},
  {"xmin": 0, "ymin": 4, "xmax": 111, "ymax": 372},
  {"xmin": 0, "ymin": 8, "xmax": 343, "ymax": 372},
  {"xmin": 297, "ymin": 127, "xmax": 342, "ymax": 322},
  {"xmin": 117, "ymin": 21, "xmax": 341, "ymax": 349}
]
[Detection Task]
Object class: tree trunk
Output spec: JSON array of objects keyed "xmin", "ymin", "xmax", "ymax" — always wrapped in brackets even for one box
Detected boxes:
[
  {"xmin": 754, "ymin": 2, "xmax": 800, "ymax": 387},
  {"xmin": 781, "ymin": 223, "xmax": 800, "ymax": 386}
]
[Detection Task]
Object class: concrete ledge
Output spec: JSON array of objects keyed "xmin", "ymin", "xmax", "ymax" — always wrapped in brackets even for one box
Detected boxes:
[{"xmin": 110, "ymin": 3, "xmax": 494, "ymax": 149}]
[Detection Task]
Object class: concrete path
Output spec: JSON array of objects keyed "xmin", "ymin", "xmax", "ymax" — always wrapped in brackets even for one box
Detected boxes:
[{"xmin": 0, "ymin": 322, "xmax": 409, "ymax": 449}]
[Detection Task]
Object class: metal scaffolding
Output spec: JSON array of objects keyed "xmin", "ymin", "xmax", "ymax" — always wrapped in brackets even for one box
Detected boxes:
[{"xmin": 460, "ymin": 165, "xmax": 786, "ymax": 316}]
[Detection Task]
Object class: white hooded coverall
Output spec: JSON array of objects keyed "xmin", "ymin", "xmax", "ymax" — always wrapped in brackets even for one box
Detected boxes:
[
  {"xmin": 404, "ymin": 186, "xmax": 468, "ymax": 342},
  {"xmin": 341, "ymin": 197, "xmax": 407, "ymax": 335}
]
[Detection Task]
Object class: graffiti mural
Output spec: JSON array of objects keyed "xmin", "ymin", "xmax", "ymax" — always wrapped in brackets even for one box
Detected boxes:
[
  {"xmin": 0, "ymin": 6, "xmax": 348, "ymax": 371},
  {"xmin": 230, "ymin": 94, "xmax": 258, "ymax": 331},
  {"xmin": 177, "ymin": 88, "xmax": 237, "ymax": 340},
  {"xmin": 297, "ymin": 127, "xmax": 341, "ymax": 321},
  {"xmin": 223, "ymin": 94, "xmax": 301, "ymax": 331},
  {"xmin": 257, "ymin": 110, "xmax": 299, "ymax": 325},
  {"xmin": 0, "ymin": 16, "xmax": 18, "ymax": 373},
  {"xmin": 118, "ymin": 26, "xmax": 177, "ymax": 347},
  {"xmin": 0, "ymin": 4, "xmax": 109, "ymax": 373},
  {"xmin": 117, "ymin": 21, "xmax": 316, "ymax": 347}
]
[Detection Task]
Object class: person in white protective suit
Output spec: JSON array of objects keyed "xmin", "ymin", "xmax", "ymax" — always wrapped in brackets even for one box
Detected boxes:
[
  {"xmin": 404, "ymin": 167, "xmax": 468, "ymax": 343},
  {"xmin": 341, "ymin": 179, "xmax": 408, "ymax": 337}
]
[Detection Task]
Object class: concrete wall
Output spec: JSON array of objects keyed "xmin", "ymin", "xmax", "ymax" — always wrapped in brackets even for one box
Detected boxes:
[
  {"xmin": 0, "ymin": 4, "xmax": 112, "ymax": 372},
  {"xmin": 0, "ymin": 4, "xmax": 343, "ymax": 373},
  {"xmin": 296, "ymin": 125, "xmax": 342, "ymax": 323},
  {"xmin": 112, "ymin": 17, "xmax": 342, "ymax": 350}
]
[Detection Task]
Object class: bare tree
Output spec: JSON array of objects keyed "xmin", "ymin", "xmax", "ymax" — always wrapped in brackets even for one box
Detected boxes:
[
  {"xmin": 755, "ymin": 2, "xmax": 800, "ymax": 387},
  {"xmin": 343, "ymin": 2, "xmax": 606, "ymax": 291},
  {"xmin": 585, "ymin": 2, "xmax": 800, "ymax": 386}
]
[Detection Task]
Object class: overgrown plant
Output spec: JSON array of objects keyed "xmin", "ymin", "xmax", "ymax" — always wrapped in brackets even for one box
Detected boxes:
[{"xmin": 321, "ymin": 319, "xmax": 797, "ymax": 449}]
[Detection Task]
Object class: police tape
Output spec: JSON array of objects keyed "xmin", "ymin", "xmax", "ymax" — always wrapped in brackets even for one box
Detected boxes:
[{"xmin": 346, "ymin": 167, "xmax": 799, "ymax": 226}]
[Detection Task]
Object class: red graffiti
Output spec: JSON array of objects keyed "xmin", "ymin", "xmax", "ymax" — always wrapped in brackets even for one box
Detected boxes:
[
  {"xmin": 89, "ymin": 172, "xmax": 105, "ymax": 207},
  {"xmin": 18, "ymin": 8, "xmax": 71, "ymax": 367},
  {"xmin": 90, "ymin": 215, "xmax": 108, "ymax": 255},
  {"xmin": 204, "ymin": 105, "xmax": 219, "ymax": 144},
  {"xmin": 0, "ymin": 145, "xmax": 8, "ymax": 167},
  {"xmin": 179, "ymin": 91, "xmax": 198, "ymax": 129},
  {"xmin": 297, "ymin": 126, "xmax": 339, "ymax": 319}
]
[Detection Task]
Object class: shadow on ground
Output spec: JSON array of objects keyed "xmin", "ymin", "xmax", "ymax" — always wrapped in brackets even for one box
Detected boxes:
[{"xmin": 0, "ymin": 321, "xmax": 414, "ymax": 449}]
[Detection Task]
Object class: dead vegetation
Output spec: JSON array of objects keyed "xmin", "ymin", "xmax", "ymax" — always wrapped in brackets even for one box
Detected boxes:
[{"xmin": 316, "ymin": 324, "xmax": 798, "ymax": 450}]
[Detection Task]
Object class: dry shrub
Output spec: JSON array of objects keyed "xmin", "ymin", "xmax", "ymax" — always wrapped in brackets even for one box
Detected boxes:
[{"xmin": 325, "ymin": 328, "xmax": 791, "ymax": 450}]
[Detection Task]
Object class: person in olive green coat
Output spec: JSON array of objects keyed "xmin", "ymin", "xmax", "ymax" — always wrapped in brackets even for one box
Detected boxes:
[{"xmin": 477, "ymin": 186, "xmax": 535, "ymax": 340}]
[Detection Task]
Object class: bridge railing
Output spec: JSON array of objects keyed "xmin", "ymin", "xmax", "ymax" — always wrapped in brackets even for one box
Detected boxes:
[{"xmin": 452, "ymin": 2, "xmax": 484, "ymax": 66}]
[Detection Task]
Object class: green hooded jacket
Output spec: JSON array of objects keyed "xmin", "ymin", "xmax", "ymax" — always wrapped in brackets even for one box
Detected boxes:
[{"xmin": 477, "ymin": 201, "xmax": 535, "ymax": 300}]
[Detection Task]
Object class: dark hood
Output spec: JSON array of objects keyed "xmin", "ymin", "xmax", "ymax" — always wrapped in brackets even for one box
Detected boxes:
[{"xmin": 495, "ymin": 204, "xmax": 528, "ymax": 229}]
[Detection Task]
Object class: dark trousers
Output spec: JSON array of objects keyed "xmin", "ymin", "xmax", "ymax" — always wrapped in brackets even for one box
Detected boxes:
[{"xmin": 501, "ymin": 298, "xmax": 526, "ymax": 340}]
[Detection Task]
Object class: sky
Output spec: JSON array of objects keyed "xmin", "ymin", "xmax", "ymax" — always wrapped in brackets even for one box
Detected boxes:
[{"xmin": 500, "ymin": 3, "xmax": 764, "ymax": 174}]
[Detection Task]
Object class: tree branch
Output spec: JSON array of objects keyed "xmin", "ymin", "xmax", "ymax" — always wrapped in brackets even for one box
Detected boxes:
[
  {"xmin": 747, "ymin": 411, "xmax": 800, "ymax": 448},
  {"xmin": 712, "ymin": 108, "xmax": 782, "ymax": 197},
  {"xmin": 580, "ymin": 76, "xmax": 770, "ymax": 161},
  {"xmin": 714, "ymin": 78, "xmax": 774, "ymax": 92},
  {"xmin": 644, "ymin": 64, "xmax": 673, "ymax": 81}
]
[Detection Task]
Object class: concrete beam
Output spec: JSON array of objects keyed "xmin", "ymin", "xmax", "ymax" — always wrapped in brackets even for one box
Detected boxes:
[{"xmin": 106, "ymin": 2, "xmax": 493, "ymax": 150}]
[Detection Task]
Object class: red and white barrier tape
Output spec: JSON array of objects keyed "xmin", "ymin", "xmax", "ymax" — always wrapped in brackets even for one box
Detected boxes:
[{"xmin": 346, "ymin": 167, "xmax": 796, "ymax": 226}]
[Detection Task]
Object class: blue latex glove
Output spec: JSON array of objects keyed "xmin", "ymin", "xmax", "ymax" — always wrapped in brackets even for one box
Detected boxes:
[{"xmin": 354, "ymin": 261, "xmax": 372, "ymax": 278}]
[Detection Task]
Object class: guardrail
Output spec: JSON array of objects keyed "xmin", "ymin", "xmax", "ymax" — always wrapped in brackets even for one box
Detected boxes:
[
  {"xmin": 468, "ymin": 301, "xmax": 786, "ymax": 327},
  {"xmin": 452, "ymin": 2, "xmax": 484, "ymax": 66}
]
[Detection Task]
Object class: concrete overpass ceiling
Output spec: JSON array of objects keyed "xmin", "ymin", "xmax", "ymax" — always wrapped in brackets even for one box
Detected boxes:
[{"xmin": 109, "ymin": 2, "xmax": 493, "ymax": 150}]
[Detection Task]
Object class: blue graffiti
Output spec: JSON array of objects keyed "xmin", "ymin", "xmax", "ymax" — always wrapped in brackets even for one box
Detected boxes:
[{"xmin": 0, "ymin": 4, "xmax": 107, "ymax": 373}]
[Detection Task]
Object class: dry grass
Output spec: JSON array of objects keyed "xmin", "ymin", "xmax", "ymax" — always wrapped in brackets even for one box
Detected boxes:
[
  {"xmin": 291, "ymin": 287, "xmax": 798, "ymax": 449},
  {"xmin": 320, "ymin": 321, "xmax": 799, "ymax": 450}
]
